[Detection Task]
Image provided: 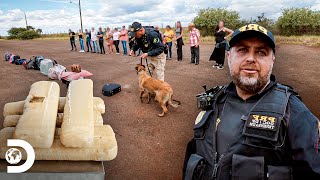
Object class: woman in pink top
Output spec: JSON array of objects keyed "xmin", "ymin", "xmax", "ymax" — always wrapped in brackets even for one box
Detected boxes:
[
  {"xmin": 105, "ymin": 27, "xmax": 114, "ymax": 54},
  {"xmin": 119, "ymin": 26, "xmax": 128, "ymax": 55}
]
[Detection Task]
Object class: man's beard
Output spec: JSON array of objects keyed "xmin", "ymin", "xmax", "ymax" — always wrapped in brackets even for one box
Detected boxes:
[{"xmin": 229, "ymin": 63, "xmax": 273, "ymax": 94}]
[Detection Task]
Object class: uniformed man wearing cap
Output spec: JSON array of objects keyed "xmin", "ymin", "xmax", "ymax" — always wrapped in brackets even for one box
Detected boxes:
[
  {"xmin": 129, "ymin": 22, "xmax": 166, "ymax": 81},
  {"xmin": 182, "ymin": 24, "xmax": 320, "ymax": 180}
]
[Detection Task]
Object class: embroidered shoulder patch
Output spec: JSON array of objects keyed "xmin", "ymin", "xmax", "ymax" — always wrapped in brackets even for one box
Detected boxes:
[
  {"xmin": 216, "ymin": 118, "xmax": 221, "ymax": 129},
  {"xmin": 153, "ymin": 38, "xmax": 159, "ymax": 43},
  {"xmin": 246, "ymin": 114, "xmax": 278, "ymax": 131},
  {"xmin": 195, "ymin": 111, "xmax": 206, "ymax": 125}
]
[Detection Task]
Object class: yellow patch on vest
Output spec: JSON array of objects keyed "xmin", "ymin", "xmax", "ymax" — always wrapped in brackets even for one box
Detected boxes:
[
  {"xmin": 195, "ymin": 111, "xmax": 206, "ymax": 125},
  {"xmin": 216, "ymin": 118, "xmax": 221, "ymax": 129},
  {"xmin": 247, "ymin": 114, "xmax": 277, "ymax": 131}
]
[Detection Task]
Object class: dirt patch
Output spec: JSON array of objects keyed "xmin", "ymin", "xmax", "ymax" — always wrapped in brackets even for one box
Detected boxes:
[{"xmin": 0, "ymin": 40, "xmax": 319, "ymax": 180}]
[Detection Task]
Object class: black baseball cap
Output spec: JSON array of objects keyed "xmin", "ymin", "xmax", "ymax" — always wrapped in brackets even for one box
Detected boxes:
[
  {"xmin": 129, "ymin": 22, "xmax": 142, "ymax": 37},
  {"xmin": 229, "ymin": 24, "xmax": 275, "ymax": 53}
]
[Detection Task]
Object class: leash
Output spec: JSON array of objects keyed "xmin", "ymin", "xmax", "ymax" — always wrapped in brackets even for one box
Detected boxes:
[{"xmin": 140, "ymin": 57, "xmax": 153, "ymax": 77}]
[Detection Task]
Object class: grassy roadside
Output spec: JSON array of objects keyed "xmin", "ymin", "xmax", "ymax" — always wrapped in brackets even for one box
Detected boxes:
[
  {"xmin": 3, "ymin": 34, "xmax": 320, "ymax": 47},
  {"xmin": 275, "ymin": 35, "xmax": 320, "ymax": 46},
  {"xmin": 183, "ymin": 35, "xmax": 320, "ymax": 47}
]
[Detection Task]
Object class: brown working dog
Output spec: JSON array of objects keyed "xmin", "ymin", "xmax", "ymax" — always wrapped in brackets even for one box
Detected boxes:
[{"xmin": 135, "ymin": 64, "xmax": 180, "ymax": 117}]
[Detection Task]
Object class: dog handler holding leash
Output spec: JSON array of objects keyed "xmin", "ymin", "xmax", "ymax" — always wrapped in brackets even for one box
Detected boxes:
[{"xmin": 129, "ymin": 22, "xmax": 166, "ymax": 81}]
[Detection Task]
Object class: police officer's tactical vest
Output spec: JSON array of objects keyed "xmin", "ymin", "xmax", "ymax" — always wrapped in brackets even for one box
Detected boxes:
[
  {"xmin": 183, "ymin": 84, "xmax": 297, "ymax": 180},
  {"xmin": 141, "ymin": 28, "xmax": 164, "ymax": 53}
]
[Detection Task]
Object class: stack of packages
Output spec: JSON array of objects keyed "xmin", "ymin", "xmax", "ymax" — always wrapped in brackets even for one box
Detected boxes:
[{"xmin": 0, "ymin": 79, "xmax": 117, "ymax": 161}]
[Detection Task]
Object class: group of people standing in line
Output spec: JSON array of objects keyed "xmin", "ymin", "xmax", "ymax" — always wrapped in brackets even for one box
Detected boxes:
[
  {"xmin": 69, "ymin": 26, "xmax": 128, "ymax": 55},
  {"xmin": 68, "ymin": 20, "xmax": 234, "ymax": 69}
]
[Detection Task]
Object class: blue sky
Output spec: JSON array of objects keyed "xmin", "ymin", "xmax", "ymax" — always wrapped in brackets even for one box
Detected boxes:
[{"xmin": 0, "ymin": 0, "xmax": 319, "ymax": 35}]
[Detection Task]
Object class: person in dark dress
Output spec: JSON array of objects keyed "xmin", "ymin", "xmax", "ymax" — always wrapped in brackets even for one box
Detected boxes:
[
  {"xmin": 209, "ymin": 20, "xmax": 233, "ymax": 69},
  {"xmin": 175, "ymin": 21, "xmax": 184, "ymax": 61}
]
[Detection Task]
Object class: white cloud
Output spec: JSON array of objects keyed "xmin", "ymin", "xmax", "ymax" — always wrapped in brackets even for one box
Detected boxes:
[
  {"xmin": 0, "ymin": 0, "xmax": 319, "ymax": 35},
  {"xmin": 311, "ymin": 0, "xmax": 320, "ymax": 9}
]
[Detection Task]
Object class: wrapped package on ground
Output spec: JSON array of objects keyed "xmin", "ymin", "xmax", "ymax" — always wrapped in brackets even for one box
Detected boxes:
[
  {"xmin": 93, "ymin": 97, "xmax": 105, "ymax": 114},
  {"xmin": 54, "ymin": 128, "xmax": 61, "ymax": 139},
  {"xmin": 3, "ymin": 101, "xmax": 25, "ymax": 117},
  {"xmin": 56, "ymin": 113, "xmax": 63, "ymax": 127},
  {"xmin": 4, "ymin": 97, "xmax": 104, "ymax": 115},
  {"xmin": 58, "ymin": 97, "xmax": 66, "ymax": 113},
  {"xmin": 4, "ymin": 114, "xmax": 64, "ymax": 128},
  {"xmin": 57, "ymin": 111, "xmax": 103, "ymax": 127},
  {"xmin": 94, "ymin": 111, "xmax": 103, "ymax": 126},
  {"xmin": 59, "ymin": 97, "xmax": 105, "ymax": 114},
  {"xmin": 58, "ymin": 111, "xmax": 103, "ymax": 127},
  {"xmin": 4, "ymin": 111, "xmax": 102, "ymax": 128},
  {"xmin": 13, "ymin": 81, "xmax": 60, "ymax": 148},
  {"xmin": 3, "ymin": 115, "xmax": 21, "ymax": 127},
  {"xmin": 61, "ymin": 79, "xmax": 94, "ymax": 148},
  {"xmin": 0, "ymin": 126, "xmax": 117, "ymax": 161}
]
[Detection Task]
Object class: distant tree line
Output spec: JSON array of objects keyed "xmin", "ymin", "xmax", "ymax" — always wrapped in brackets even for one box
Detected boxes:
[
  {"xmin": 5, "ymin": 7, "xmax": 319, "ymax": 40},
  {"xmin": 7, "ymin": 26, "xmax": 42, "ymax": 40},
  {"xmin": 193, "ymin": 7, "xmax": 320, "ymax": 36}
]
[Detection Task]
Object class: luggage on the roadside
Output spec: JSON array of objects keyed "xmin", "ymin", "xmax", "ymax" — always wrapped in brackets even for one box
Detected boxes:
[
  {"xmin": 9, "ymin": 55, "xmax": 20, "ymax": 64},
  {"xmin": 11, "ymin": 55, "xmax": 21, "ymax": 64},
  {"xmin": 48, "ymin": 64, "xmax": 66, "ymax": 80},
  {"xmin": 8, "ymin": 54, "xmax": 15, "ymax": 63},
  {"xmin": 5, "ymin": 52, "xmax": 11, "ymax": 61},
  {"xmin": 102, "ymin": 83, "xmax": 121, "ymax": 97},
  {"xmin": 61, "ymin": 70, "xmax": 93, "ymax": 81},
  {"xmin": 60, "ymin": 70, "xmax": 93, "ymax": 87},
  {"xmin": 22, "ymin": 60, "xmax": 27, "ymax": 67},
  {"xmin": 15, "ymin": 59, "xmax": 26, "ymax": 65},
  {"xmin": 40, "ymin": 59, "xmax": 57, "ymax": 76},
  {"xmin": 34, "ymin": 56, "xmax": 44, "ymax": 70},
  {"xmin": 25, "ymin": 59, "xmax": 35, "ymax": 69},
  {"xmin": 24, "ymin": 58, "xmax": 36, "ymax": 70},
  {"xmin": 25, "ymin": 56, "xmax": 44, "ymax": 70}
]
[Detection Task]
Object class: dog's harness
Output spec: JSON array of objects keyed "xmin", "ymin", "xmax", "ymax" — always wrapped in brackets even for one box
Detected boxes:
[{"xmin": 140, "ymin": 57, "xmax": 153, "ymax": 77}]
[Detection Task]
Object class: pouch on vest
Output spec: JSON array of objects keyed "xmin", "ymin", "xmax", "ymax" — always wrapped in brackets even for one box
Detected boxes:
[
  {"xmin": 267, "ymin": 165, "xmax": 292, "ymax": 180},
  {"xmin": 193, "ymin": 110, "xmax": 214, "ymax": 140},
  {"xmin": 242, "ymin": 85, "xmax": 291, "ymax": 149},
  {"xmin": 232, "ymin": 154, "xmax": 264, "ymax": 180},
  {"xmin": 185, "ymin": 154, "xmax": 206, "ymax": 180}
]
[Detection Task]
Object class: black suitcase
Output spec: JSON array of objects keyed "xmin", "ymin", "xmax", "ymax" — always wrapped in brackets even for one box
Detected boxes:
[{"xmin": 102, "ymin": 83, "xmax": 121, "ymax": 96}]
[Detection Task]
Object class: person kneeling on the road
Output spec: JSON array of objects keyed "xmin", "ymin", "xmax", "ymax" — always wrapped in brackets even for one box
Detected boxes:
[
  {"xmin": 129, "ymin": 22, "xmax": 166, "ymax": 81},
  {"xmin": 182, "ymin": 24, "xmax": 320, "ymax": 180}
]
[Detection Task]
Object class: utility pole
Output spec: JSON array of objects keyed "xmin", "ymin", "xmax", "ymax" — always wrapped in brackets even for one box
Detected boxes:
[
  {"xmin": 70, "ymin": 0, "xmax": 83, "ymax": 33},
  {"xmin": 24, "ymin": 11, "xmax": 28, "ymax": 29},
  {"xmin": 78, "ymin": 0, "xmax": 83, "ymax": 33}
]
